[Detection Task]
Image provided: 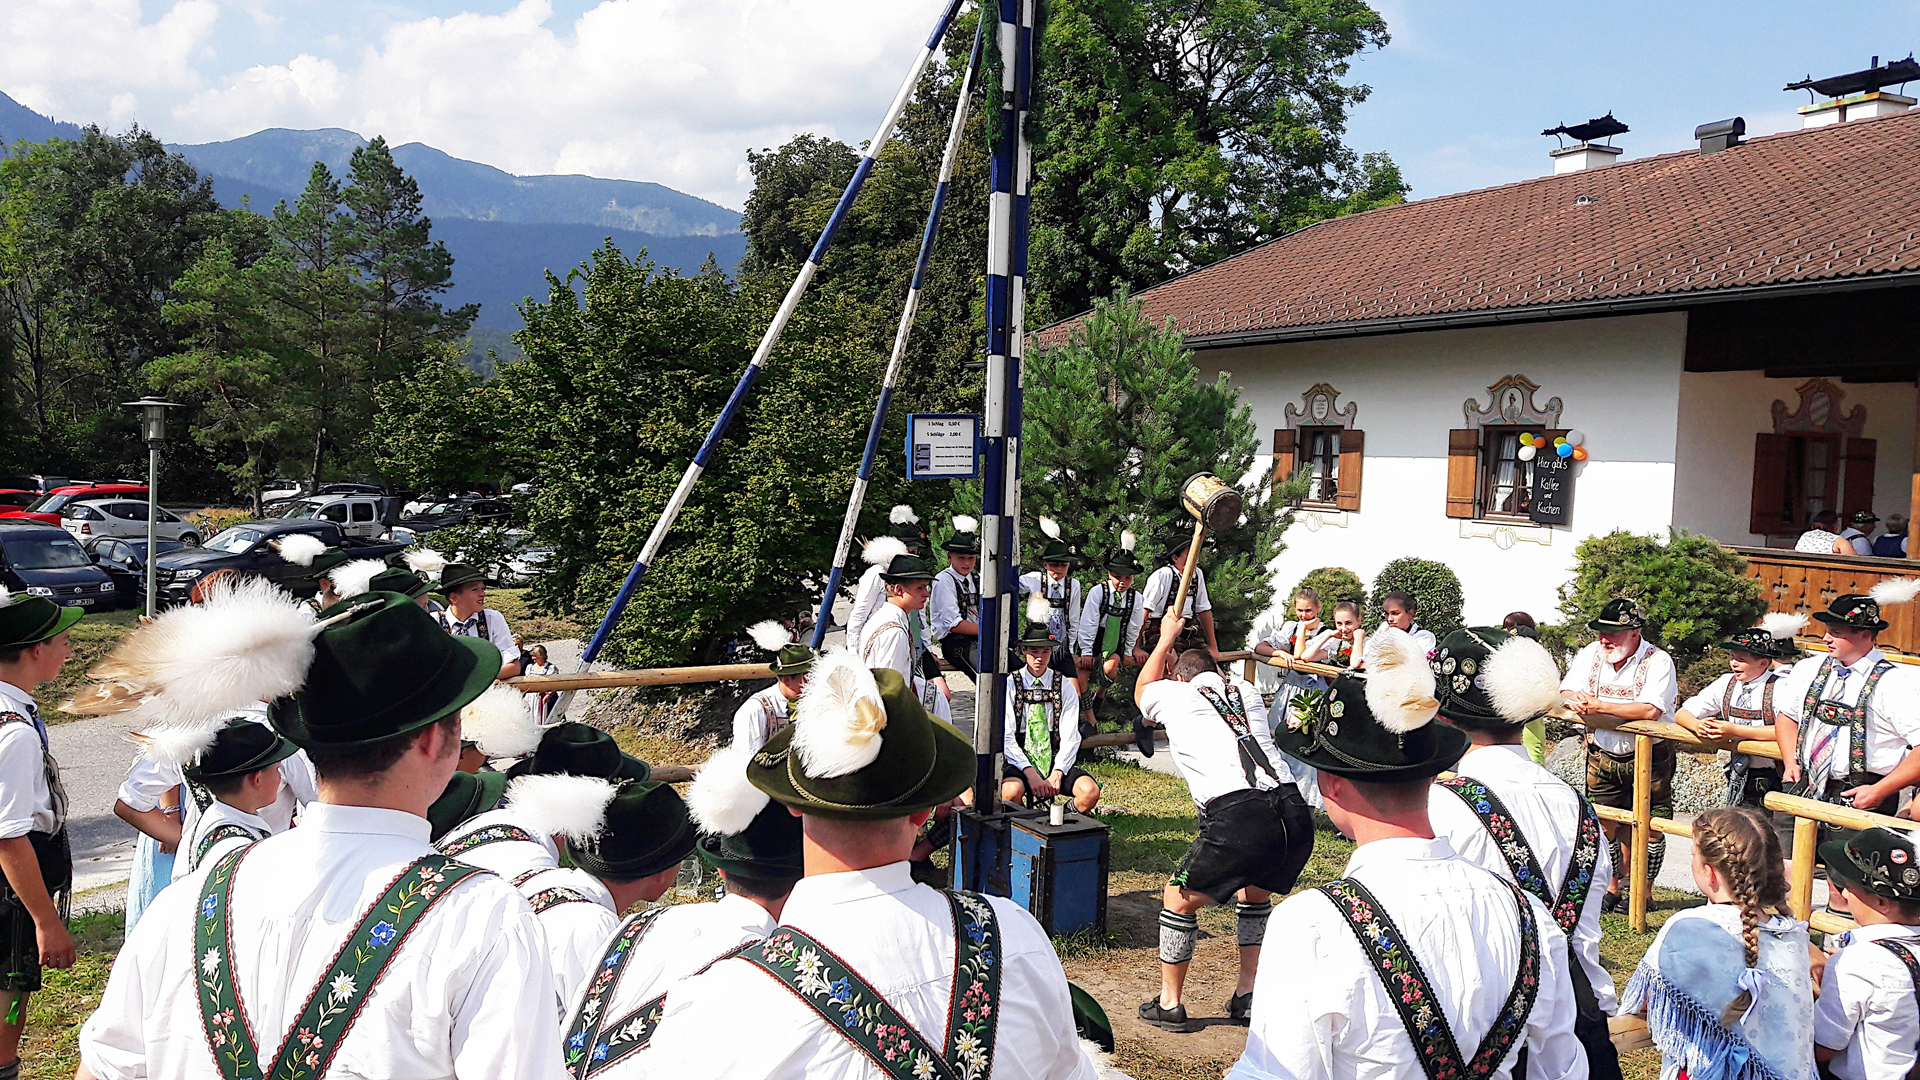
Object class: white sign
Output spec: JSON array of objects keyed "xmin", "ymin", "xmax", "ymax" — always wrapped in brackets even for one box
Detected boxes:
[{"xmin": 906, "ymin": 414, "xmax": 980, "ymax": 480}]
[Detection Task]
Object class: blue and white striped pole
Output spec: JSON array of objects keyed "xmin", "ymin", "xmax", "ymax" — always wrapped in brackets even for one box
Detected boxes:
[
  {"xmin": 811, "ymin": 24, "xmax": 983, "ymax": 651},
  {"xmin": 972, "ymin": 0, "xmax": 1036, "ymax": 810},
  {"xmin": 576, "ymin": 0, "xmax": 968, "ymax": 669}
]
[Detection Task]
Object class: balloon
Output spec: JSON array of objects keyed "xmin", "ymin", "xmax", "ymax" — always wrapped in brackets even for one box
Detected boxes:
[
  {"xmin": 1518, "ymin": 433, "xmax": 1534, "ymax": 446},
  {"xmin": 1554, "ymin": 436, "xmax": 1567, "ymax": 446},
  {"xmin": 1572, "ymin": 447, "xmax": 1588, "ymax": 461},
  {"xmin": 1566, "ymin": 429, "xmax": 1585, "ymax": 447},
  {"xmin": 1517, "ymin": 444, "xmax": 1536, "ymax": 462},
  {"xmin": 1557, "ymin": 442, "xmax": 1573, "ymax": 458}
]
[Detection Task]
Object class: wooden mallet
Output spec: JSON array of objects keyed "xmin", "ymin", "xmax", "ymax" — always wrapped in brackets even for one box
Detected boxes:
[{"xmin": 1169, "ymin": 472, "xmax": 1244, "ymax": 621}]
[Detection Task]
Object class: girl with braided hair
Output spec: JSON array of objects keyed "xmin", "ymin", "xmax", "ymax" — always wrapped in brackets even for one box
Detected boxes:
[{"xmin": 1622, "ymin": 806, "xmax": 1815, "ymax": 1080}]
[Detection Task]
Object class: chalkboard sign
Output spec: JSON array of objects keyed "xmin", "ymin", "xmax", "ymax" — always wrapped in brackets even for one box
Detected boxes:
[{"xmin": 1529, "ymin": 454, "xmax": 1576, "ymax": 526}]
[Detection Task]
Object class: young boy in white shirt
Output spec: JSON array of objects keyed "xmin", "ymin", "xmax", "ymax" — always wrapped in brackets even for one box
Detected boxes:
[
  {"xmin": 1674, "ymin": 616, "xmax": 1802, "ymax": 809},
  {"xmin": 1815, "ymin": 826, "xmax": 1920, "ymax": 1080},
  {"xmin": 1006, "ymin": 596, "xmax": 1099, "ymax": 813},
  {"xmin": 142, "ymin": 718, "xmax": 300, "ymax": 879}
]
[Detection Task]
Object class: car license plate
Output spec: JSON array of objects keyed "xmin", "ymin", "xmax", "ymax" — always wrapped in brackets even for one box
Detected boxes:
[{"xmin": 66, "ymin": 597, "xmax": 94, "ymax": 606}]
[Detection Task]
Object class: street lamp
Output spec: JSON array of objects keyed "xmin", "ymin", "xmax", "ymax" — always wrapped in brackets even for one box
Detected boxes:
[{"xmin": 122, "ymin": 396, "xmax": 183, "ymax": 618}]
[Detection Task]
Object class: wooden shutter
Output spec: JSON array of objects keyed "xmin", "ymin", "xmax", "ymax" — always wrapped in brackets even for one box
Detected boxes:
[
  {"xmin": 1842, "ymin": 436, "xmax": 1878, "ymax": 519},
  {"xmin": 1272, "ymin": 428, "xmax": 1297, "ymax": 484},
  {"xmin": 1335, "ymin": 429, "xmax": 1365, "ymax": 511},
  {"xmin": 1749, "ymin": 433, "xmax": 1792, "ymax": 536},
  {"xmin": 1446, "ymin": 429, "xmax": 1480, "ymax": 519}
]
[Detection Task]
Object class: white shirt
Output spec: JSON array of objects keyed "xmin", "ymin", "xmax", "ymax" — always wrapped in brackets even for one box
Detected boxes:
[
  {"xmin": 1077, "ymin": 581, "xmax": 1145, "ymax": 660},
  {"xmin": 1141, "ymin": 564, "xmax": 1211, "ymax": 617},
  {"xmin": 1020, "ymin": 571, "xmax": 1083, "ymax": 653},
  {"xmin": 732, "ymin": 685, "xmax": 794, "ymax": 753},
  {"xmin": 1814, "ymin": 921, "xmax": 1920, "ymax": 1080},
  {"xmin": 435, "ymin": 806, "xmax": 562, "ymax": 878},
  {"xmin": 859, "ymin": 605, "xmax": 952, "ymax": 721},
  {"xmin": 1560, "ymin": 639, "xmax": 1678, "ymax": 755},
  {"xmin": 514, "ymin": 865, "xmax": 621, "ymax": 1013},
  {"xmin": 563, "ymin": 893, "xmax": 780, "ymax": 1080},
  {"xmin": 79, "ymin": 803, "xmax": 564, "ymax": 1080},
  {"xmin": 1005, "ymin": 669, "xmax": 1083, "ymax": 775},
  {"xmin": 1774, "ymin": 649, "xmax": 1920, "ymax": 777},
  {"xmin": 1138, "ymin": 671, "xmax": 1290, "ymax": 808},
  {"xmin": 0, "ymin": 680, "xmax": 57, "ymax": 838},
  {"xmin": 119, "ymin": 706, "xmax": 316, "ymax": 850},
  {"xmin": 1681, "ymin": 669, "xmax": 1786, "ymax": 768},
  {"xmin": 173, "ymin": 799, "xmax": 276, "ymax": 882},
  {"xmin": 439, "ymin": 606, "xmax": 518, "ymax": 666},
  {"xmin": 844, "ymin": 565, "xmax": 888, "ymax": 649},
  {"xmin": 1228, "ymin": 837, "xmax": 1586, "ymax": 1080},
  {"xmin": 1429, "ymin": 743, "xmax": 1618, "ymax": 1014},
  {"xmin": 641, "ymin": 862, "xmax": 1094, "ymax": 1080},
  {"xmin": 929, "ymin": 566, "xmax": 979, "ymax": 641}
]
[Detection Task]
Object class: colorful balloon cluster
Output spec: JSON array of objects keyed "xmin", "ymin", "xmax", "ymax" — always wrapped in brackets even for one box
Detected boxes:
[{"xmin": 1516, "ymin": 430, "xmax": 1589, "ymax": 462}]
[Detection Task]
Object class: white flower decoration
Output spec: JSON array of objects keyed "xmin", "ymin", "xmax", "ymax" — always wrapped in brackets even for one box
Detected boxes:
[
  {"xmin": 200, "ymin": 948, "xmax": 222, "ymax": 976},
  {"xmin": 328, "ymin": 972, "xmax": 357, "ymax": 1005}
]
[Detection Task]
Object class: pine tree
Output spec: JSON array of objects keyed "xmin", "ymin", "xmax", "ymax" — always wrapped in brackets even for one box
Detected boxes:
[{"xmin": 272, "ymin": 163, "xmax": 362, "ymax": 486}]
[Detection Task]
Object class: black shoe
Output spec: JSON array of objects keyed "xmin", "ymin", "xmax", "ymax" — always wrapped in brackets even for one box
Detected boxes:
[
  {"xmin": 1133, "ymin": 716, "xmax": 1156, "ymax": 758},
  {"xmin": 1601, "ymin": 891, "xmax": 1624, "ymax": 914},
  {"xmin": 1225, "ymin": 991, "xmax": 1253, "ymax": 1024},
  {"xmin": 1080, "ymin": 718, "xmax": 1098, "ymax": 740},
  {"xmin": 1138, "ymin": 998, "xmax": 1191, "ymax": 1032}
]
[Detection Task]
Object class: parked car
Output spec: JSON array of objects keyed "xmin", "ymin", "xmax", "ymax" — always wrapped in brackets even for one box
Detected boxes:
[
  {"xmin": 496, "ymin": 531, "xmax": 553, "ymax": 586},
  {"xmin": 82, "ymin": 536, "xmax": 186, "ymax": 609},
  {"xmin": 0, "ymin": 521, "xmax": 118, "ymax": 609},
  {"xmin": 0, "ymin": 491, "xmax": 38, "ymax": 511},
  {"xmin": 61, "ymin": 499, "xmax": 201, "ymax": 545},
  {"xmin": 400, "ymin": 498, "xmax": 514, "ymax": 534},
  {"xmin": 0, "ymin": 475, "xmax": 73, "ymax": 494},
  {"xmin": 152, "ymin": 519, "xmax": 407, "ymax": 606},
  {"xmin": 260, "ymin": 478, "xmax": 305, "ymax": 503},
  {"xmin": 314, "ymin": 482, "xmax": 387, "ymax": 496},
  {"xmin": 0, "ymin": 483, "xmax": 149, "ymax": 525},
  {"xmin": 271, "ymin": 494, "xmax": 406, "ymax": 540}
]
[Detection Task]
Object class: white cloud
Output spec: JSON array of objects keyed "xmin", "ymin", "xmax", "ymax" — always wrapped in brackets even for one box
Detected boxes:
[{"xmin": 0, "ymin": 0, "xmax": 218, "ymax": 126}]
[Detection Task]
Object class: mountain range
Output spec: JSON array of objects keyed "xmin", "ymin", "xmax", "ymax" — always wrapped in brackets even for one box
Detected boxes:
[{"xmin": 0, "ymin": 93, "xmax": 747, "ymax": 344}]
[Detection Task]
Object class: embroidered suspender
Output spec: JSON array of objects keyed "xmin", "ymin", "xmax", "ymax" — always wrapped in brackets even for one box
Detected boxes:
[
  {"xmin": 1319, "ymin": 877, "xmax": 1541, "ymax": 1080},
  {"xmin": 193, "ymin": 823, "xmax": 262, "ymax": 871},
  {"xmin": 738, "ymin": 890, "xmax": 1002, "ymax": 1080},
  {"xmin": 1872, "ymin": 938, "xmax": 1920, "ymax": 1080},
  {"xmin": 563, "ymin": 905, "xmax": 757, "ymax": 1077},
  {"xmin": 1719, "ymin": 675, "xmax": 1777, "ymax": 724},
  {"xmin": 194, "ymin": 846, "xmax": 487, "ymax": 1080},
  {"xmin": 436, "ymin": 822, "xmax": 540, "ymax": 857},
  {"xmin": 510, "ymin": 868, "xmax": 598, "ymax": 913},
  {"xmin": 1015, "ymin": 672, "xmax": 1063, "ymax": 775},
  {"xmin": 1095, "ymin": 584, "xmax": 1136, "ymax": 659},
  {"xmin": 1802, "ymin": 658, "xmax": 1894, "ymax": 786},
  {"xmin": 1438, "ymin": 776, "xmax": 1601, "ymax": 934},
  {"xmin": 1195, "ymin": 683, "xmax": 1279, "ymax": 788}
]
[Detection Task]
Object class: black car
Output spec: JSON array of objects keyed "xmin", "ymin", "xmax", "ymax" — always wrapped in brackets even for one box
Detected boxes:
[
  {"xmin": 83, "ymin": 536, "xmax": 187, "ymax": 609},
  {"xmin": 151, "ymin": 519, "xmax": 407, "ymax": 606},
  {"xmin": 0, "ymin": 521, "xmax": 119, "ymax": 610},
  {"xmin": 400, "ymin": 498, "xmax": 514, "ymax": 534}
]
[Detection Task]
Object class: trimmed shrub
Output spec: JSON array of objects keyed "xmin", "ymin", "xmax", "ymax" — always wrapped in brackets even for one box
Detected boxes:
[
  {"xmin": 1367, "ymin": 557, "xmax": 1465, "ymax": 636},
  {"xmin": 1554, "ymin": 529, "xmax": 1766, "ymax": 673},
  {"xmin": 184, "ymin": 507, "xmax": 253, "ymax": 540},
  {"xmin": 1291, "ymin": 567, "xmax": 1366, "ymax": 610}
]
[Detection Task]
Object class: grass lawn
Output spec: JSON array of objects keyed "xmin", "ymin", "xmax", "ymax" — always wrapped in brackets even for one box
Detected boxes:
[
  {"xmin": 19, "ymin": 910, "xmax": 122, "ymax": 1079},
  {"xmin": 37, "ymin": 609, "xmax": 141, "ymax": 722}
]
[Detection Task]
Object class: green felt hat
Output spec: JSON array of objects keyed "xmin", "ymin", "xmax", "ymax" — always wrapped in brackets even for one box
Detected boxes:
[
  {"xmin": 427, "ymin": 769, "xmax": 509, "ymax": 841},
  {"xmin": 296, "ymin": 548, "xmax": 356, "ymax": 582},
  {"xmin": 1017, "ymin": 592, "xmax": 1061, "ymax": 650},
  {"xmin": 1715, "ymin": 618, "xmax": 1802, "ymax": 661},
  {"xmin": 1274, "ymin": 630, "xmax": 1465, "ymax": 784},
  {"xmin": 695, "ymin": 800, "xmax": 804, "ymax": 881},
  {"xmin": 0, "ymin": 591, "xmax": 83, "ymax": 650},
  {"xmin": 747, "ymin": 621, "xmax": 814, "ymax": 676},
  {"xmin": 270, "ymin": 591, "xmax": 499, "ymax": 750},
  {"xmin": 570, "ymin": 781, "xmax": 698, "ymax": 880},
  {"xmin": 1034, "ymin": 516, "xmax": 1079, "ymax": 566},
  {"xmin": 879, "ymin": 553, "xmax": 937, "ymax": 584},
  {"xmin": 1070, "ymin": 983, "xmax": 1114, "ymax": 1054},
  {"xmin": 1821, "ymin": 826, "xmax": 1920, "ymax": 902},
  {"xmin": 182, "ymin": 718, "xmax": 300, "ymax": 785},
  {"xmin": 1811, "ymin": 580, "xmax": 1920, "ymax": 633},
  {"xmin": 504, "ymin": 721, "xmax": 651, "ymax": 781},
  {"xmin": 438, "ymin": 562, "xmax": 485, "ymax": 592},
  {"xmin": 747, "ymin": 655, "xmax": 974, "ymax": 822},
  {"xmin": 886, "ymin": 505, "xmax": 928, "ymax": 552},
  {"xmin": 1586, "ymin": 596, "xmax": 1647, "ymax": 632},
  {"xmin": 1432, "ymin": 627, "xmax": 1565, "ymax": 732},
  {"xmin": 942, "ymin": 515, "xmax": 980, "ymax": 555},
  {"xmin": 370, "ymin": 566, "xmax": 433, "ymax": 599},
  {"xmin": 1156, "ymin": 525, "xmax": 1202, "ymax": 561},
  {"xmin": 1104, "ymin": 529, "xmax": 1144, "ymax": 576}
]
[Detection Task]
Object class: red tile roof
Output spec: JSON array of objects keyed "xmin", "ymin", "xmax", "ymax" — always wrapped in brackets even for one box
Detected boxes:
[{"xmin": 1041, "ymin": 109, "xmax": 1920, "ymax": 346}]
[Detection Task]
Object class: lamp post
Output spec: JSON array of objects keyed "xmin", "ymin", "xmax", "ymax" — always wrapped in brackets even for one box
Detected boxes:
[{"xmin": 122, "ymin": 397, "xmax": 182, "ymax": 618}]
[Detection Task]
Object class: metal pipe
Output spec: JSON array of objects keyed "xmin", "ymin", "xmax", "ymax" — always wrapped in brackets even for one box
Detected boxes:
[{"xmin": 145, "ymin": 445, "xmax": 158, "ymax": 618}]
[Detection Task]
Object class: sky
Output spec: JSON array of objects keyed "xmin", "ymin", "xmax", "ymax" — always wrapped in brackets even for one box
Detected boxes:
[{"xmin": 3, "ymin": 0, "xmax": 1919, "ymax": 211}]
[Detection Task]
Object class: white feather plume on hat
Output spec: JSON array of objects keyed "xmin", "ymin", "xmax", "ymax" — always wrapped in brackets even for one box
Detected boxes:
[
  {"xmin": 1120, "ymin": 530, "xmax": 1136, "ymax": 552},
  {"xmin": 505, "ymin": 774, "xmax": 619, "ymax": 844},
  {"xmin": 1869, "ymin": 578, "xmax": 1920, "ymax": 607},
  {"xmin": 792, "ymin": 650, "xmax": 888, "ymax": 779},
  {"xmin": 1039, "ymin": 516, "xmax": 1061, "ymax": 540},
  {"xmin": 1026, "ymin": 592, "xmax": 1053, "ymax": 626},
  {"xmin": 71, "ymin": 575, "xmax": 319, "ymax": 725},
  {"xmin": 748, "ymin": 620, "xmax": 793, "ymax": 654},
  {"xmin": 129, "ymin": 720, "xmax": 224, "ymax": 768},
  {"xmin": 889, "ymin": 505, "xmax": 919, "ymax": 526},
  {"xmin": 403, "ymin": 548, "xmax": 447, "ymax": 577},
  {"xmin": 1761, "ymin": 612, "xmax": 1809, "ymax": 640},
  {"xmin": 1482, "ymin": 635, "xmax": 1564, "ymax": 726},
  {"xmin": 459, "ymin": 683, "xmax": 543, "ymax": 758},
  {"xmin": 687, "ymin": 739, "xmax": 770, "ymax": 837},
  {"xmin": 0, "ymin": 585, "xmax": 13, "ymax": 609},
  {"xmin": 271, "ymin": 533, "xmax": 326, "ymax": 567},
  {"xmin": 952, "ymin": 515, "xmax": 978, "ymax": 534},
  {"xmin": 328, "ymin": 558, "xmax": 387, "ymax": 599},
  {"xmin": 862, "ymin": 535, "xmax": 908, "ymax": 568},
  {"xmin": 1364, "ymin": 627, "xmax": 1440, "ymax": 735}
]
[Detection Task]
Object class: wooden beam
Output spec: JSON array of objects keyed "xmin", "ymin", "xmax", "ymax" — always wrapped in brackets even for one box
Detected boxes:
[{"xmin": 508, "ymin": 663, "xmax": 774, "ymax": 692}]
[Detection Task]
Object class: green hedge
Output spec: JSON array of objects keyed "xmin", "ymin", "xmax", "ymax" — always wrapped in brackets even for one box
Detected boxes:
[
  {"xmin": 1290, "ymin": 567, "xmax": 1366, "ymax": 610},
  {"xmin": 1367, "ymin": 557, "xmax": 1464, "ymax": 636},
  {"xmin": 1553, "ymin": 529, "xmax": 1766, "ymax": 672}
]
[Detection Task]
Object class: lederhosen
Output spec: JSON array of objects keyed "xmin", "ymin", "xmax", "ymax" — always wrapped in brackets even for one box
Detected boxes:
[
  {"xmin": 1871, "ymin": 938, "xmax": 1920, "ymax": 1080},
  {"xmin": 938, "ymin": 570, "xmax": 979, "ymax": 680},
  {"xmin": 1796, "ymin": 657, "xmax": 1895, "ymax": 803},
  {"xmin": 1169, "ymin": 684, "xmax": 1313, "ymax": 902},
  {"xmin": 194, "ymin": 845, "xmax": 487, "ymax": 1080},
  {"xmin": 1717, "ymin": 675, "xmax": 1783, "ymax": 809},
  {"xmin": 0, "ymin": 710, "xmax": 69, "ymax": 993},
  {"xmin": 1006, "ymin": 672, "xmax": 1090, "ymax": 798},
  {"xmin": 1580, "ymin": 648, "xmax": 1674, "ymax": 882},
  {"xmin": 1319, "ymin": 876, "xmax": 1541, "ymax": 1080},
  {"xmin": 1440, "ymin": 777, "xmax": 1621, "ymax": 1080}
]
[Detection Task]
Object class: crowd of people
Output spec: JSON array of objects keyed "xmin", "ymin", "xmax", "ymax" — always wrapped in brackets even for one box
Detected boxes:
[
  {"xmin": 1796, "ymin": 508, "xmax": 1911, "ymax": 559},
  {"xmin": 0, "ymin": 502, "xmax": 1911, "ymax": 1079}
]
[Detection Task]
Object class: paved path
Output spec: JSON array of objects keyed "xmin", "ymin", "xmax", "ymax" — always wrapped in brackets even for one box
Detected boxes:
[{"xmin": 50, "ymin": 712, "xmax": 145, "ymax": 901}]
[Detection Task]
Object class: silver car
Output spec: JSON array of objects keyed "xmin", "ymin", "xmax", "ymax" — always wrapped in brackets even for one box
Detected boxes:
[{"xmin": 62, "ymin": 498, "xmax": 202, "ymax": 545}]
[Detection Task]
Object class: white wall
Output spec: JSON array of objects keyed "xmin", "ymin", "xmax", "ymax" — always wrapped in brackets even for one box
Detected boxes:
[
  {"xmin": 1193, "ymin": 313, "xmax": 1688, "ymax": 633},
  {"xmin": 1673, "ymin": 370, "xmax": 1914, "ymax": 545}
]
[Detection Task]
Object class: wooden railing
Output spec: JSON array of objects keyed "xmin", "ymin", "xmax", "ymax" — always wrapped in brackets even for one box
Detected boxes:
[{"xmin": 1734, "ymin": 545, "xmax": 1920, "ymax": 655}]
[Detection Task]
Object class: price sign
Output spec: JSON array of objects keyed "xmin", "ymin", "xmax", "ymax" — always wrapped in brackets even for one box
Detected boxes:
[{"xmin": 905, "ymin": 414, "xmax": 981, "ymax": 480}]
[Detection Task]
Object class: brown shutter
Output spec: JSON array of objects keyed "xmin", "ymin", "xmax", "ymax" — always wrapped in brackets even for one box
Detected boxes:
[
  {"xmin": 1335, "ymin": 429, "xmax": 1365, "ymax": 511},
  {"xmin": 1446, "ymin": 429, "xmax": 1480, "ymax": 519},
  {"xmin": 1842, "ymin": 436, "xmax": 1878, "ymax": 519},
  {"xmin": 1749, "ymin": 433, "xmax": 1792, "ymax": 536},
  {"xmin": 1272, "ymin": 428, "xmax": 1297, "ymax": 484}
]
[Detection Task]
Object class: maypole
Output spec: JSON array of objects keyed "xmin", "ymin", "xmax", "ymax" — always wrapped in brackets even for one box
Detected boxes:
[
  {"xmin": 810, "ymin": 22, "xmax": 985, "ymax": 650},
  {"xmin": 573, "ymin": 0, "xmax": 967, "ymax": 672}
]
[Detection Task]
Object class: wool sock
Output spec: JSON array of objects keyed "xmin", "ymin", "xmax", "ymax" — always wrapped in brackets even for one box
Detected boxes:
[
  {"xmin": 1158, "ymin": 909, "xmax": 1198, "ymax": 965},
  {"xmin": 1235, "ymin": 900, "xmax": 1271, "ymax": 947}
]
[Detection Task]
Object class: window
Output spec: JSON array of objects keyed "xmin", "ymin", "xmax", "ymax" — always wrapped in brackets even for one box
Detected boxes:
[
  {"xmin": 1300, "ymin": 427, "xmax": 1342, "ymax": 506},
  {"xmin": 1750, "ymin": 433, "xmax": 1875, "ymax": 536},
  {"xmin": 112, "ymin": 502, "xmax": 149, "ymax": 521},
  {"xmin": 1446, "ymin": 426, "xmax": 1567, "ymax": 520},
  {"xmin": 157, "ymin": 507, "xmax": 181, "ymax": 523},
  {"xmin": 1273, "ymin": 427, "xmax": 1365, "ymax": 511},
  {"xmin": 351, "ymin": 502, "xmax": 375, "ymax": 523},
  {"xmin": 319, "ymin": 503, "xmax": 348, "ymax": 523}
]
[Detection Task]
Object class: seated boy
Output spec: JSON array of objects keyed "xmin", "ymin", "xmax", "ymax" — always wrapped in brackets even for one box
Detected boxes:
[
  {"xmin": 1005, "ymin": 596, "xmax": 1100, "ymax": 813},
  {"xmin": 1674, "ymin": 618, "xmax": 1800, "ymax": 809},
  {"xmin": 1815, "ymin": 826, "xmax": 1920, "ymax": 1079}
]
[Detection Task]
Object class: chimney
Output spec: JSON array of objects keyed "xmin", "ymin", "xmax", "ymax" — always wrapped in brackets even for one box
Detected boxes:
[
  {"xmin": 1695, "ymin": 117, "xmax": 1745, "ymax": 154},
  {"xmin": 1786, "ymin": 56, "xmax": 1919, "ymax": 127},
  {"xmin": 1542, "ymin": 113, "xmax": 1628, "ymax": 174}
]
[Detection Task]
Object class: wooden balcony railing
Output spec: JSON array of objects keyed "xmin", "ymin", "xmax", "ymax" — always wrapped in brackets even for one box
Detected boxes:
[{"xmin": 1731, "ymin": 545, "xmax": 1920, "ymax": 656}]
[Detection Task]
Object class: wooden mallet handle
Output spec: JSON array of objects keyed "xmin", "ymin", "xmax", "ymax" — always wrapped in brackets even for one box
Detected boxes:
[{"xmin": 1169, "ymin": 517, "xmax": 1208, "ymax": 622}]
